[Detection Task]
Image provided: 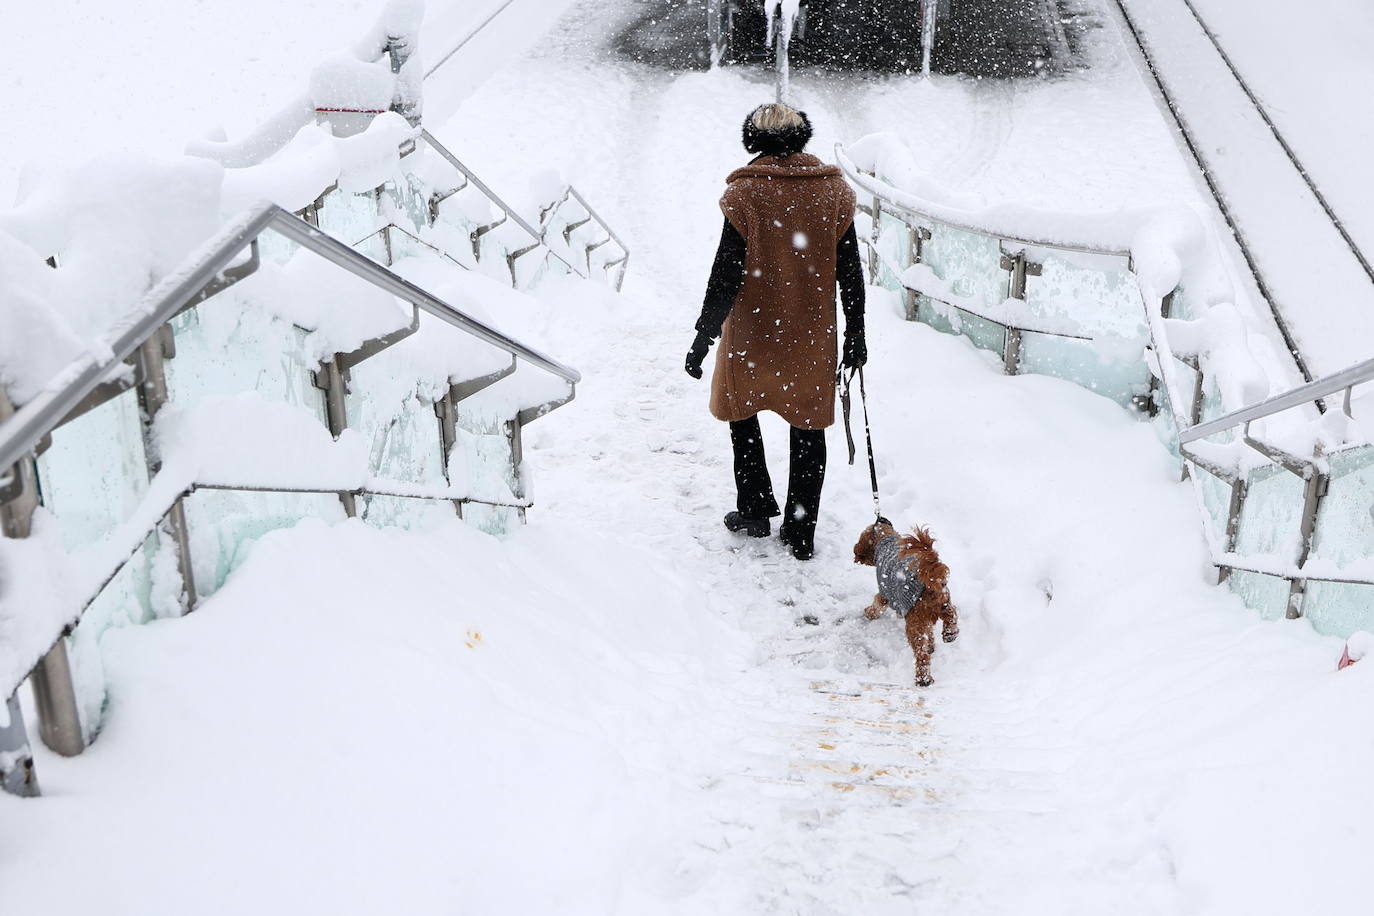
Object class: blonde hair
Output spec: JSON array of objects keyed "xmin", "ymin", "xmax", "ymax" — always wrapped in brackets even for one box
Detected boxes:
[{"xmin": 750, "ymin": 104, "xmax": 805, "ymax": 132}]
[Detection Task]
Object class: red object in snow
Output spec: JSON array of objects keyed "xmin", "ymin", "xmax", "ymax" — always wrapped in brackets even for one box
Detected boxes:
[{"xmin": 1337, "ymin": 645, "xmax": 1358, "ymax": 670}]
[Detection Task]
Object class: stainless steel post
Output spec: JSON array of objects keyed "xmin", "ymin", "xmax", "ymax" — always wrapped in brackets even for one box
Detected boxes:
[
  {"xmin": 385, "ymin": 33, "xmax": 421, "ymax": 127},
  {"xmin": 29, "ymin": 646, "xmax": 84, "ymax": 757},
  {"xmin": 0, "ymin": 693, "xmax": 39, "ymax": 797},
  {"xmin": 1001, "ymin": 251, "xmax": 1040, "ymax": 375},
  {"xmin": 1, "ymin": 389, "xmax": 85, "ymax": 759},
  {"xmin": 507, "ymin": 418, "xmax": 527, "ymax": 524},
  {"xmin": 135, "ymin": 332, "xmax": 199, "ymax": 611},
  {"xmin": 1286, "ymin": 463, "xmax": 1330, "ymax": 619},
  {"xmin": 314, "ymin": 360, "xmax": 358, "ymax": 518},
  {"xmin": 1216, "ymin": 477, "xmax": 1249, "ymax": 585},
  {"xmin": 434, "ymin": 391, "xmax": 463, "ymax": 519}
]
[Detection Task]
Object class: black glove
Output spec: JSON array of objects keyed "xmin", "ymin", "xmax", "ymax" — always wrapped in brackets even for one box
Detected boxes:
[
  {"xmin": 685, "ymin": 332, "xmax": 713, "ymax": 379},
  {"xmin": 842, "ymin": 331, "xmax": 867, "ymax": 371}
]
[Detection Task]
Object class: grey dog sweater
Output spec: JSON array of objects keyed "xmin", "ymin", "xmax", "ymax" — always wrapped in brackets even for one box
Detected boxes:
[{"xmin": 876, "ymin": 535, "xmax": 925, "ymax": 617}]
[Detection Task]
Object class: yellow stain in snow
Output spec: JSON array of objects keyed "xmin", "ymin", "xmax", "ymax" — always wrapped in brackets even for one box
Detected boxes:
[{"xmin": 465, "ymin": 628, "xmax": 483, "ymax": 649}]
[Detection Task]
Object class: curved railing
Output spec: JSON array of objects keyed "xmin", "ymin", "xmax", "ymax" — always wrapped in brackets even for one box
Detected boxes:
[
  {"xmin": 838, "ymin": 147, "xmax": 1152, "ymax": 410},
  {"xmin": 839, "ymin": 144, "xmax": 1374, "ymax": 642}
]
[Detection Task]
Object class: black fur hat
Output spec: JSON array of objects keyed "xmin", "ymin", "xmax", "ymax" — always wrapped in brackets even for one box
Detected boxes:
[{"xmin": 742, "ymin": 104, "xmax": 813, "ymax": 158}]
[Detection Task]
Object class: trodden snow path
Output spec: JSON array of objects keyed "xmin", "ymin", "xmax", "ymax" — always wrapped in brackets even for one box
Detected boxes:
[
  {"xmin": 6, "ymin": 2, "xmax": 1374, "ymax": 913},
  {"xmin": 452, "ymin": 3, "xmax": 1364, "ymax": 912}
]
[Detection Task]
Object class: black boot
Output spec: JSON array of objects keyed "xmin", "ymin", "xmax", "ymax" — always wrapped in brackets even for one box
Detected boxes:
[
  {"xmin": 724, "ymin": 511, "xmax": 771, "ymax": 537},
  {"xmin": 779, "ymin": 425, "xmax": 826, "ymax": 561},
  {"xmin": 778, "ymin": 523, "xmax": 814, "ymax": 560},
  {"xmin": 728, "ymin": 417, "xmax": 779, "ymax": 536}
]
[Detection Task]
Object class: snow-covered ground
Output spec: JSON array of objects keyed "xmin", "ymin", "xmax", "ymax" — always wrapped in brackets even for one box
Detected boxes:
[{"xmin": 5, "ymin": 0, "xmax": 1374, "ymax": 912}]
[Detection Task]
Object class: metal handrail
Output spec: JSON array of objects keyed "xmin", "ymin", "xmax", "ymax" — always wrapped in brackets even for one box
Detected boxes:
[
  {"xmin": 861, "ymin": 212, "xmax": 1098, "ymax": 342},
  {"xmin": 836, "ymin": 146, "xmax": 1134, "ymax": 260},
  {"xmin": 0, "ymin": 202, "xmax": 580, "ymax": 476},
  {"xmin": 424, "ymin": 0, "xmax": 519, "ymax": 81},
  {"xmin": 539, "ymin": 185, "xmax": 631, "ymax": 291},
  {"xmin": 1178, "ymin": 356, "xmax": 1374, "ymax": 444},
  {"xmin": 1104, "ymin": 0, "xmax": 1315, "ymax": 388},
  {"xmin": 418, "ymin": 129, "xmax": 587, "ymax": 279}
]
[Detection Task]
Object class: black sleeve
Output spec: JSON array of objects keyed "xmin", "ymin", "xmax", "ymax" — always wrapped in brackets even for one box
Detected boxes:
[
  {"xmin": 837, "ymin": 223, "xmax": 866, "ymax": 335},
  {"xmin": 695, "ymin": 218, "xmax": 747, "ymax": 339}
]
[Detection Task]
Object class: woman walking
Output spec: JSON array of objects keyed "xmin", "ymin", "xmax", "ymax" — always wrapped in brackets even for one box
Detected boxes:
[{"xmin": 684, "ymin": 103, "xmax": 866, "ymax": 560}]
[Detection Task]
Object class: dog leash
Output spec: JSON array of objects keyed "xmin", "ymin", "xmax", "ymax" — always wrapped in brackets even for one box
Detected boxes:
[{"xmin": 840, "ymin": 364, "xmax": 883, "ymax": 520}]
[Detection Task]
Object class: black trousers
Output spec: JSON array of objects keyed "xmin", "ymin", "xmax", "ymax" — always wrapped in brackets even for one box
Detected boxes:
[{"xmin": 729, "ymin": 415, "xmax": 827, "ymax": 542}]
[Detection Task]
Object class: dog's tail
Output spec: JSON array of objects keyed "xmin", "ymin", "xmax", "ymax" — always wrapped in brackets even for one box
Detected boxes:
[{"xmin": 901, "ymin": 527, "xmax": 950, "ymax": 588}]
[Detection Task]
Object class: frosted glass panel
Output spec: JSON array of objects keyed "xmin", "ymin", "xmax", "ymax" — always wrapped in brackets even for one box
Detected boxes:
[
  {"xmin": 956, "ymin": 308, "xmax": 1007, "ymax": 355},
  {"xmin": 921, "ymin": 224, "xmax": 1005, "ymax": 312},
  {"xmin": 166, "ymin": 295, "xmax": 343, "ymax": 595},
  {"xmin": 183, "ymin": 489, "xmax": 346, "ymax": 596},
  {"xmin": 345, "ymin": 352, "xmax": 449, "ymax": 529},
  {"xmin": 1303, "ymin": 580, "xmax": 1374, "ymax": 638},
  {"xmin": 454, "ymin": 411, "xmax": 520, "ymax": 537},
  {"xmin": 354, "ymin": 229, "xmax": 390, "ymax": 266},
  {"xmin": 1189, "ymin": 463, "xmax": 1234, "ymax": 550},
  {"xmin": 165, "ymin": 299, "xmax": 323, "ymax": 422},
  {"xmin": 66, "ymin": 531, "xmax": 165, "ymax": 741},
  {"xmin": 1024, "ymin": 250, "xmax": 1144, "ymax": 337},
  {"xmin": 1309, "ymin": 446, "xmax": 1374, "ymax": 567},
  {"xmin": 360, "ymin": 495, "xmax": 455, "ymax": 530},
  {"xmin": 1226, "ymin": 569, "xmax": 1290, "ymax": 621},
  {"xmin": 914, "ymin": 295, "xmax": 959, "ymax": 335},
  {"xmin": 873, "ymin": 209, "xmax": 909, "ymax": 291},
  {"xmin": 317, "ymin": 187, "xmax": 380, "ymax": 247},
  {"xmin": 386, "ymin": 170, "xmax": 430, "ymax": 236},
  {"xmin": 1233, "ymin": 464, "xmax": 1304, "ymax": 560},
  {"xmin": 36, "ymin": 389, "xmax": 149, "ymax": 553},
  {"xmin": 1019, "ymin": 332, "xmax": 1150, "ymax": 408}
]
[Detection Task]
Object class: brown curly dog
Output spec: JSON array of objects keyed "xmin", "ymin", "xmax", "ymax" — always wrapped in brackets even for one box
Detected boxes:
[{"xmin": 853, "ymin": 519, "xmax": 958, "ymax": 687}]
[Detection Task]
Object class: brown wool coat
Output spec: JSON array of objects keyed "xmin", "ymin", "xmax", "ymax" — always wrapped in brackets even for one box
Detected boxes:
[{"xmin": 709, "ymin": 153, "xmax": 858, "ymax": 430}]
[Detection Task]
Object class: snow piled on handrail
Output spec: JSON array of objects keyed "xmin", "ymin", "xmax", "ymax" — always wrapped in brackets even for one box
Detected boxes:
[
  {"xmin": 187, "ymin": 0, "xmax": 425, "ymax": 169},
  {"xmin": 841, "ymin": 133, "xmax": 1335, "ymax": 455}
]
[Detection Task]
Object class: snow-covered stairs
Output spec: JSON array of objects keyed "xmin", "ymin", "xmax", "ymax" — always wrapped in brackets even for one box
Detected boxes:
[{"xmin": 696, "ymin": 671, "xmax": 1081, "ymax": 913}]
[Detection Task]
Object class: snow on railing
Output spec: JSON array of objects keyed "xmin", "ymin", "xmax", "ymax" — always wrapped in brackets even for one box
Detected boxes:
[
  {"xmin": 840, "ymin": 135, "xmax": 1374, "ymax": 638},
  {"xmin": 187, "ymin": 0, "xmax": 425, "ymax": 167},
  {"xmin": 0, "ymin": 198, "xmax": 582, "ymax": 797},
  {"xmin": 0, "ymin": 0, "xmax": 633, "ymax": 790}
]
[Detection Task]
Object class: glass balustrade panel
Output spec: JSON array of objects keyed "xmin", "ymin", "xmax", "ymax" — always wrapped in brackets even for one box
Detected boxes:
[
  {"xmin": 872, "ymin": 209, "xmax": 910, "ymax": 291},
  {"xmin": 387, "ymin": 169, "xmax": 431, "ymax": 237},
  {"xmin": 317, "ymin": 187, "xmax": 382, "ymax": 248},
  {"xmin": 1018, "ymin": 331, "xmax": 1151, "ymax": 409},
  {"xmin": 66, "ymin": 532, "xmax": 164, "ymax": 741},
  {"xmin": 1191, "ymin": 464, "xmax": 1235, "ymax": 551},
  {"xmin": 1225, "ymin": 569, "xmax": 1291, "ymax": 621},
  {"xmin": 345, "ymin": 344, "xmax": 450, "ymax": 529},
  {"xmin": 164, "ymin": 285, "xmax": 347, "ymax": 597},
  {"xmin": 454, "ymin": 407, "xmax": 520, "ymax": 537},
  {"xmin": 1024, "ymin": 250, "xmax": 1143, "ymax": 338},
  {"xmin": 1307, "ymin": 444, "xmax": 1374, "ymax": 568},
  {"xmin": 1302, "ymin": 444, "xmax": 1374, "ymax": 636},
  {"xmin": 1232, "ymin": 462, "xmax": 1304, "ymax": 561},
  {"xmin": 36, "ymin": 388, "xmax": 149, "ymax": 554},
  {"xmin": 1303, "ymin": 581, "xmax": 1374, "ymax": 638},
  {"xmin": 39, "ymin": 390, "xmax": 162, "ymax": 743},
  {"xmin": 920, "ymin": 223, "xmax": 1006, "ymax": 312}
]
